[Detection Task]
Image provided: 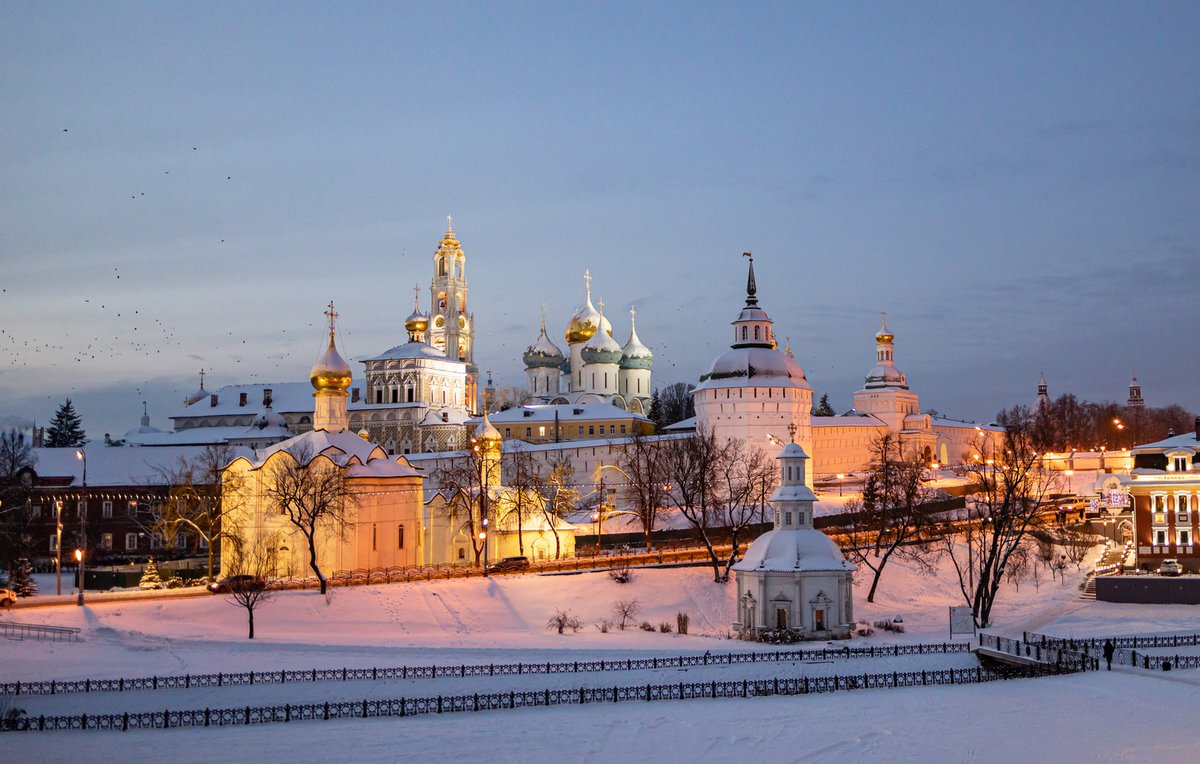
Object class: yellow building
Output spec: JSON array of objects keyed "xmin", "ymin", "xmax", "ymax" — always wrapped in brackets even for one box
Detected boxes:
[
  {"xmin": 423, "ymin": 412, "xmax": 576, "ymax": 564},
  {"xmin": 220, "ymin": 305, "xmax": 425, "ymax": 580}
]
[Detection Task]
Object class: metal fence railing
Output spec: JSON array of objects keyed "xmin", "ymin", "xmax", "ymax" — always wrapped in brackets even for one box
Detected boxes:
[
  {"xmin": 0, "ymin": 660, "xmax": 1079, "ymax": 734},
  {"xmin": 1022, "ymin": 630, "xmax": 1200, "ymax": 652},
  {"xmin": 1, "ymin": 641, "xmax": 972, "ymax": 697},
  {"xmin": 0, "ymin": 622, "xmax": 81, "ymax": 642},
  {"xmin": 977, "ymin": 634, "xmax": 1097, "ymax": 673}
]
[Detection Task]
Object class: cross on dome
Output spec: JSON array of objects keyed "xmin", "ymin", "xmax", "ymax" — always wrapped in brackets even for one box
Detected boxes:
[
  {"xmin": 446, "ymin": 213, "xmax": 453, "ymax": 232},
  {"xmin": 584, "ymin": 269, "xmax": 592, "ymax": 298},
  {"xmin": 324, "ymin": 301, "xmax": 339, "ymax": 337},
  {"xmin": 787, "ymin": 422, "xmax": 797, "ymax": 442},
  {"xmin": 199, "ymin": 369, "xmax": 205, "ymax": 388}
]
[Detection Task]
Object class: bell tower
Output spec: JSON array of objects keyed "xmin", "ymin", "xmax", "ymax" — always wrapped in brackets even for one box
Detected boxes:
[{"xmin": 428, "ymin": 215, "xmax": 479, "ymax": 409}]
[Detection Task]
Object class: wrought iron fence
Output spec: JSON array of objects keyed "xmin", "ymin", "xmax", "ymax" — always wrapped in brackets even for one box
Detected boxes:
[
  {"xmin": 1, "ymin": 641, "xmax": 972, "ymax": 697},
  {"xmin": 1022, "ymin": 630, "xmax": 1200, "ymax": 652},
  {"xmin": 0, "ymin": 660, "xmax": 1078, "ymax": 734},
  {"xmin": 977, "ymin": 633, "xmax": 1098, "ymax": 673}
]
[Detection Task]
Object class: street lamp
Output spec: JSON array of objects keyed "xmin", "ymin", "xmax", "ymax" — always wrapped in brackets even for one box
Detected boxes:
[
  {"xmin": 1064, "ymin": 469, "xmax": 1074, "ymax": 494},
  {"xmin": 836, "ymin": 474, "xmax": 845, "ymax": 496},
  {"xmin": 55, "ymin": 500, "xmax": 63, "ymax": 595},
  {"xmin": 479, "ymin": 522, "xmax": 488, "ymax": 577},
  {"xmin": 75, "ymin": 449, "xmax": 87, "ymax": 604},
  {"xmin": 73, "ymin": 548, "xmax": 84, "ymax": 606}
]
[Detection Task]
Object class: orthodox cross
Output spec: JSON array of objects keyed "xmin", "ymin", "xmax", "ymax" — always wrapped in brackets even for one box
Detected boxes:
[
  {"xmin": 446, "ymin": 213, "xmax": 453, "ymax": 231},
  {"xmin": 325, "ymin": 301, "xmax": 338, "ymax": 337},
  {"xmin": 584, "ymin": 269, "xmax": 591, "ymax": 298},
  {"xmin": 198, "ymin": 368, "xmax": 206, "ymax": 389},
  {"xmin": 787, "ymin": 422, "xmax": 797, "ymax": 443}
]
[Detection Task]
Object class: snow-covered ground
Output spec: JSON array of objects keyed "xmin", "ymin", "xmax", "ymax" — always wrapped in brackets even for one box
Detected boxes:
[{"xmin": 5, "ymin": 550, "xmax": 1200, "ymax": 762}]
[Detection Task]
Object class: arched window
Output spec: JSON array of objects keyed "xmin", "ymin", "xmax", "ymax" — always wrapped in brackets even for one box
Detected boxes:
[
  {"xmin": 438, "ymin": 258, "xmax": 447, "ymax": 277},
  {"xmin": 754, "ymin": 326, "xmax": 760, "ymax": 340},
  {"xmin": 741, "ymin": 326, "xmax": 748, "ymax": 341}
]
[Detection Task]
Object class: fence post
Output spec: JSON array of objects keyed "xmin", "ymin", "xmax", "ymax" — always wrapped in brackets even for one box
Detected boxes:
[
  {"xmin": 474, "ymin": 694, "xmax": 479, "ymax": 712},
  {"xmin": 324, "ymin": 702, "xmax": 330, "ymax": 720},
  {"xmin": 244, "ymin": 707, "xmax": 250, "ymax": 725},
  {"xmin": 123, "ymin": 712, "xmax": 129, "ymax": 731},
  {"xmin": 250, "ymin": 671, "xmax": 254, "ymax": 686},
  {"xmin": 218, "ymin": 673, "xmax": 222, "ymax": 687},
  {"xmin": 773, "ymin": 677, "xmax": 779, "ymax": 695},
  {"xmin": 285, "ymin": 704, "xmax": 290, "ymax": 722},
  {"xmin": 51, "ymin": 680, "xmax": 55, "ymax": 695}
]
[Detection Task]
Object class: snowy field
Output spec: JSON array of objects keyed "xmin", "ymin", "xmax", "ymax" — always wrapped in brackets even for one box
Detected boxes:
[{"xmin": 5, "ymin": 551, "xmax": 1200, "ymax": 762}]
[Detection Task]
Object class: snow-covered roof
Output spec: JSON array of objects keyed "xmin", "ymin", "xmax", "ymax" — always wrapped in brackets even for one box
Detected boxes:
[
  {"xmin": 477, "ymin": 403, "xmax": 650, "ymax": 426},
  {"xmin": 812, "ymin": 414, "xmax": 887, "ymax": 429},
  {"xmin": 694, "ymin": 346, "xmax": 811, "ymax": 392},
  {"xmin": 732, "ymin": 528, "xmax": 856, "ymax": 574},
  {"xmin": 30, "ymin": 445, "xmax": 253, "ymax": 486},
  {"xmin": 123, "ymin": 425, "xmax": 290, "ymax": 447},
  {"xmin": 928, "ymin": 415, "xmax": 1005, "ymax": 433},
  {"xmin": 237, "ymin": 429, "xmax": 421, "ymax": 478},
  {"xmin": 171, "ymin": 382, "xmax": 314, "ymax": 418},
  {"xmin": 662, "ymin": 416, "xmax": 697, "ymax": 432},
  {"xmin": 420, "ymin": 408, "xmax": 472, "ymax": 426},
  {"xmin": 360, "ymin": 342, "xmax": 455, "ymax": 363},
  {"xmin": 1133, "ymin": 432, "xmax": 1200, "ymax": 453}
]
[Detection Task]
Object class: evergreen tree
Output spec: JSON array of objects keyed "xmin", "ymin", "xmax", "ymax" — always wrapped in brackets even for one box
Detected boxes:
[
  {"xmin": 45, "ymin": 399, "xmax": 86, "ymax": 447},
  {"xmin": 813, "ymin": 393, "xmax": 836, "ymax": 417},
  {"xmin": 648, "ymin": 389, "xmax": 664, "ymax": 432},
  {"xmin": 139, "ymin": 557, "xmax": 163, "ymax": 590},
  {"xmin": 10, "ymin": 557, "xmax": 37, "ymax": 597}
]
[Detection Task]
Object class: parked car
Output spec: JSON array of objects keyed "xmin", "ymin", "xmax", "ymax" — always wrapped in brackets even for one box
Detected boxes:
[
  {"xmin": 491, "ymin": 556, "xmax": 530, "ymax": 573},
  {"xmin": 1158, "ymin": 559, "xmax": 1184, "ymax": 577},
  {"xmin": 0, "ymin": 587, "xmax": 16, "ymax": 607},
  {"xmin": 208, "ymin": 575, "xmax": 265, "ymax": 593}
]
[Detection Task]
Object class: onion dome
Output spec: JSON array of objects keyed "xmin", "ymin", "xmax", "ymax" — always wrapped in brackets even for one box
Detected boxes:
[
  {"xmin": 404, "ymin": 285, "xmax": 429, "ymax": 336},
  {"xmin": 310, "ymin": 303, "xmax": 353, "ymax": 393},
  {"xmin": 523, "ymin": 309, "xmax": 564, "ymax": 368},
  {"xmin": 875, "ymin": 310, "xmax": 894, "ymax": 344},
  {"xmin": 473, "ymin": 409, "xmax": 502, "ymax": 449},
  {"xmin": 620, "ymin": 307, "xmax": 653, "ymax": 370},
  {"xmin": 184, "ymin": 369, "xmax": 208, "ymax": 405},
  {"xmin": 581, "ymin": 302, "xmax": 623, "ymax": 365},
  {"xmin": 565, "ymin": 270, "xmax": 602, "ymax": 343}
]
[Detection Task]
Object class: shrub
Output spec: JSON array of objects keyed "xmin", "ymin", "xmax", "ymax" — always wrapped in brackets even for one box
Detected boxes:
[
  {"xmin": 639, "ymin": 621, "xmax": 655, "ymax": 632},
  {"xmin": 676, "ymin": 611, "xmax": 689, "ymax": 635},
  {"xmin": 547, "ymin": 609, "xmax": 583, "ymax": 635},
  {"xmin": 608, "ymin": 564, "xmax": 635, "ymax": 584},
  {"xmin": 595, "ymin": 619, "xmax": 612, "ymax": 634},
  {"xmin": 659, "ymin": 622, "xmax": 672, "ymax": 633},
  {"xmin": 164, "ymin": 576, "xmax": 186, "ymax": 589},
  {"xmin": 612, "ymin": 599, "xmax": 641, "ymax": 630},
  {"xmin": 872, "ymin": 618, "xmax": 905, "ymax": 634}
]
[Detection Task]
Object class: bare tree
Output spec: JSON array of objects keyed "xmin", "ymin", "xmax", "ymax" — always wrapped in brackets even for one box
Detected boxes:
[
  {"xmin": 843, "ymin": 433, "xmax": 937, "ymax": 603},
  {"xmin": 145, "ymin": 444, "xmax": 244, "ymax": 583},
  {"xmin": 501, "ymin": 445, "xmax": 540, "ymax": 557},
  {"xmin": 711, "ymin": 440, "xmax": 775, "ymax": 582},
  {"xmin": 1005, "ymin": 540, "xmax": 1031, "ymax": 592},
  {"xmin": 534, "ymin": 454, "xmax": 577, "ymax": 560},
  {"xmin": 1059, "ymin": 524, "xmax": 1095, "ymax": 570},
  {"xmin": 431, "ymin": 447, "xmax": 488, "ymax": 567},
  {"xmin": 617, "ymin": 431, "xmax": 669, "ymax": 551},
  {"xmin": 943, "ymin": 425, "xmax": 1060, "ymax": 627},
  {"xmin": 0, "ymin": 429, "xmax": 34, "ymax": 484},
  {"xmin": 262, "ymin": 444, "xmax": 356, "ymax": 594},
  {"xmin": 612, "ymin": 598, "xmax": 641, "ymax": 630},
  {"xmin": 223, "ymin": 532, "xmax": 280, "ymax": 639}
]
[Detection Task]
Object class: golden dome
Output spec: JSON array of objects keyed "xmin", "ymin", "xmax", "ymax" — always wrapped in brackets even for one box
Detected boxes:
[
  {"xmin": 405, "ymin": 312, "xmax": 429, "ymax": 334},
  {"xmin": 566, "ymin": 313, "xmax": 598, "ymax": 344},
  {"xmin": 311, "ymin": 303, "xmax": 352, "ymax": 393},
  {"xmin": 875, "ymin": 310, "xmax": 894, "ymax": 344}
]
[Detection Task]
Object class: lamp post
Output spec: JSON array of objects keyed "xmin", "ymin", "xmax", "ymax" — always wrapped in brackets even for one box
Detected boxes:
[
  {"xmin": 481, "ymin": 517, "xmax": 489, "ymax": 577},
  {"xmin": 836, "ymin": 473, "xmax": 845, "ymax": 496},
  {"xmin": 74, "ymin": 548, "xmax": 84, "ymax": 606},
  {"xmin": 75, "ymin": 449, "xmax": 87, "ymax": 605},
  {"xmin": 55, "ymin": 499, "xmax": 63, "ymax": 595}
]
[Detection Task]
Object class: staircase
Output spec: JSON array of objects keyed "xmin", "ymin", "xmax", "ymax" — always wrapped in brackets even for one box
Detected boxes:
[{"xmin": 1079, "ymin": 576, "xmax": 1096, "ymax": 600}]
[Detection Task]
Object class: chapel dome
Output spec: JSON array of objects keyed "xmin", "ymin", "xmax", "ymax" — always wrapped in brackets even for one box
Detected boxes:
[
  {"xmin": 581, "ymin": 312, "xmax": 623, "ymax": 365},
  {"xmin": 733, "ymin": 528, "xmax": 855, "ymax": 573},
  {"xmin": 310, "ymin": 327, "xmax": 352, "ymax": 393},
  {"xmin": 404, "ymin": 308, "xmax": 429, "ymax": 335},
  {"xmin": 524, "ymin": 316, "xmax": 564, "ymax": 368},
  {"xmin": 565, "ymin": 271, "xmax": 603, "ymax": 344},
  {"xmin": 620, "ymin": 308, "xmax": 653, "ymax": 370},
  {"xmin": 695, "ymin": 346, "xmax": 811, "ymax": 392}
]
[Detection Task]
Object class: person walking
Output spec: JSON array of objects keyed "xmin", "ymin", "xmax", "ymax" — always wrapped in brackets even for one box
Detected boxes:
[{"xmin": 1103, "ymin": 639, "xmax": 1115, "ymax": 671}]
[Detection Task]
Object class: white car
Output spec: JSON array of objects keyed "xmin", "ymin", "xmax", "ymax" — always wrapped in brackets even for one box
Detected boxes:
[
  {"xmin": 0, "ymin": 587, "xmax": 16, "ymax": 607},
  {"xmin": 1158, "ymin": 559, "xmax": 1184, "ymax": 577}
]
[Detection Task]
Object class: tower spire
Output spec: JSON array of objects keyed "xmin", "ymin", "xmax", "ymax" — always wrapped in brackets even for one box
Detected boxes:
[
  {"xmin": 743, "ymin": 252, "xmax": 758, "ymax": 307},
  {"xmin": 446, "ymin": 213, "xmax": 453, "ymax": 232}
]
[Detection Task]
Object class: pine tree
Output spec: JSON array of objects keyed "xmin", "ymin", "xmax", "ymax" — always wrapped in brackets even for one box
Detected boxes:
[
  {"xmin": 648, "ymin": 389, "xmax": 664, "ymax": 432},
  {"xmin": 45, "ymin": 399, "xmax": 86, "ymax": 447},
  {"xmin": 10, "ymin": 557, "xmax": 37, "ymax": 597},
  {"xmin": 813, "ymin": 393, "xmax": 836, "ymax": 417},
  {"xmin": 139, "ymin": 557, "xmax": 163, "ymax": 590}
]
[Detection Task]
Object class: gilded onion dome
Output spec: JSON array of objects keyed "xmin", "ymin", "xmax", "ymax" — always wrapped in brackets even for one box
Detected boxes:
[
  {"xmin": 581, "ymin": 302, "xmax": 623, "ymax": 365},
  {"xmin": 310, "ymin": 303, "xmax": 353, "ymax": 393},
  {"xmin": 620, "ymin": 307, "xmax": 653, "ymax": 370},
  {"xmin": 565, "ymin": 269, "xmax": 602, "ymax": 344},
  {"xmin": 524, "ymin": 309, "xmax": 564, "ymax": 368},
  {"xmin": 875, "ymin": 311, "xmax": 894, "ymax": 344},
  {"xmin": 404, "ymin": 285, "xmax": 429, "ymax": 336}
]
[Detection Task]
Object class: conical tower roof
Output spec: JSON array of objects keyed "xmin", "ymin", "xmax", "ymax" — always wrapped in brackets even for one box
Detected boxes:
[{"xmin": 620, "ymin": 307, "xmax": 653, "ymax": 369}]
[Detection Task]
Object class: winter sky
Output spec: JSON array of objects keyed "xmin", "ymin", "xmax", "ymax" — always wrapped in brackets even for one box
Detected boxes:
[{"xmin": 2, "ymin": 2, "xmax": 1198, "ymax": 439}]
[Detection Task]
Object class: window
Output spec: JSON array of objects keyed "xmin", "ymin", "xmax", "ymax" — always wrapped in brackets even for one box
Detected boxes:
[
  {"xmin": 619, "ymin": 425, "xmax": 626, "ymax": 434},
  {"xmin": 375, "ymin": 389, "xmax": 383, "ymax": 404},
  {"xmin": 538, "ymin": 426, "xmax": 546, "ymax": 437},
  {"xmin": 1174, "ymin": 456, "xmax": 1189, "ymax": 472},
  {"xmin": 102, "ymin": 501, "xmax": 113, "ymax": 518},
  {"xmin": 588, "ymin": 426, "xmax": 595, "ymax": 436},
  {"xmin": 504, "ymin": 428, "xmax": 511, "ymax": 437},
  {"xmin": 199, "ymin": 536, "xmax": 209, "ymax": 549},
  {"xmin": 578, "ymin": 426, "xmax": 584, "ymax": 436},
  {"xmin": 1179, "ymin": 529, "xmax": 1191, "ymax": 547},
  {"xmin": 49, "ymin": 535, "xmax": 59, "ymax": 552},
  {"xmin": 398, "ymin": 525, "xmax": 405, "ymax": 549},
  {"xmin": 754, "ymin": 326, "xmax": 760, "ymax": 340},
  {"xmin": 741, "ymin": 326, "xmax": 747, "ymax": 341},
  {"xmin": 784, "ymin": 512, "xmax": 792, "ymax": 526},
  {"xmin": 126, "ymin": 533, "xmax": 139, "ymax": 551},
  {"xmin": 150, "ymin": 534, "xmax": 162, "ymax": 550},
  {"xmin": 1155, "ymin": 529, "xmax": 1167, "ymax": 546},
  {"xmin": 391, "ymin": 388, "xmax": 398, "ymax": 403},
  {"xmin": 457, "ymin": 547, "xmax": 465, "ymax": 560},
  {"xmin": 372, "ymin": 524, "xmax": 377, "ymax": 551},
  {"xmin": 525, "ymin": 427, "xmax": 532, "ymax": 437},
  {"xmin": 101, "ymin": 533, "xmax": 113, "ymax": 551}
]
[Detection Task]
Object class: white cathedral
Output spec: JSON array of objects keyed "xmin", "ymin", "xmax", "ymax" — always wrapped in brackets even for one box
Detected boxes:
[{"xmin": 521, "ymin": 271, "xmax": 654, "ymax": 414}]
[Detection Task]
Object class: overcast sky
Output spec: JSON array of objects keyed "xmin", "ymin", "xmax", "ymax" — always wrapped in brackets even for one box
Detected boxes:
[{"xmin": 2, "ymin": 2, "xmax": 1198, "ymax": 440}]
